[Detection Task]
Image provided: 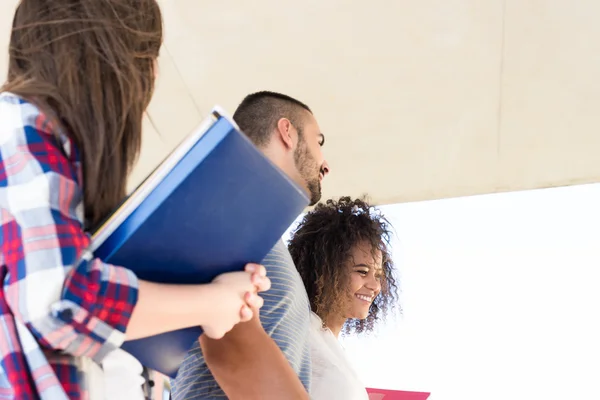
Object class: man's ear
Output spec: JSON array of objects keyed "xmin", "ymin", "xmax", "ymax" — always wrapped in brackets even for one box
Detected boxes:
[{"xmin": 276, "ymin": 117, "xmax": 295, "ymax": 150}]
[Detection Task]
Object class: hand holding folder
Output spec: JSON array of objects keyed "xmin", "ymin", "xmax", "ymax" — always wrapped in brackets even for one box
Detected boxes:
[
  {"xmin": 202, "ymin": 263, "xmax": 271, "ymax": 339},
  {"xmin": 91, "ymin": 106, "xmax": 309, "ymax": 377}
]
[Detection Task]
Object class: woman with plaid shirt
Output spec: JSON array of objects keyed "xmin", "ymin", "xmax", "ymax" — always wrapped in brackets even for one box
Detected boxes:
[{"xmin": 0, "ymin": 1, "xmax": 270, "ymax": 399}]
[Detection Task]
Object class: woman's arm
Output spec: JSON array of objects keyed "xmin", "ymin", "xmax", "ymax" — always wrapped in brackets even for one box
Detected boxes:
[
  {"xmin": 0, "ymin": 97, "xmax": 266, "ymax": 362},
  {"xmin": 127, "ymin": 269, "xmax": 268, "ymax": 341}
]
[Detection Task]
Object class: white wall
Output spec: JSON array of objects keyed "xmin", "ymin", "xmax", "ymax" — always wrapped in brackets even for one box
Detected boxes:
[{"xmin": 3, "ymin": 0, "xmax": 600, "ymax": 204}]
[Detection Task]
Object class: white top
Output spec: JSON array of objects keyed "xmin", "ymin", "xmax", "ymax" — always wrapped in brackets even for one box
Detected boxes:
[
  {"xmin": 87, "ymin": 349, "xmax": 146, "ymax": 400},
  {"xmin": 308, "ymin": 312, "xmax": 369, "ymax": 400}
]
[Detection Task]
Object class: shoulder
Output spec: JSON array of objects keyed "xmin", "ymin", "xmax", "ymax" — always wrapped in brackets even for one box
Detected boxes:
[
  {"xmin": 0, "ymin": 91, "xmax": 51, "ymax": 131},
  {"xmin": 263, "ymin": 239, "xmax": 293, "ymax": 262},
  {"xmin": 309, "ymin": 311, "xmax": 326, "ymax": 331},
  {"xmin": 261, "ymin": 240, "xmax": 302, "ymax": 283},
  {"xmin": 0, "ymin": 91, "xmax": 73, "ymax": 157},
  {"xmin": 261, "ymin": 240, "xmax": 306, "ymax": 298},
  {"xmin": 0, "ymin": 92, "xmax": 82, "ymax": 210},
  {"xmin": 258, "ymin": 239, "xmax": 311, "ymax": 326}
]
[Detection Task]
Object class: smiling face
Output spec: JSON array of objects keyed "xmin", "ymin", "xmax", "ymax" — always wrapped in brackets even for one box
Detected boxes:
[
  {"xmin": 288, "ymin": 196, "xmax": 399, "ymax": 336},
  {"xmin": 344, "ymin": 241, "xmax": 383, "ymax": 320}
]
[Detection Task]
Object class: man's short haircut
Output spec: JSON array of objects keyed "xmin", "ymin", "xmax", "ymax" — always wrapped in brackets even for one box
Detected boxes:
[{"xmin": 233, "ymin": 91, "xmax": 312, "ymax": 148}]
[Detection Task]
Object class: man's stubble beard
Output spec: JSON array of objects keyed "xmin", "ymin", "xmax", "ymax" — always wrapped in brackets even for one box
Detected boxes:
[{"xmin": 294, "ymin": 139, "xmax": 322, "ymax": 206}]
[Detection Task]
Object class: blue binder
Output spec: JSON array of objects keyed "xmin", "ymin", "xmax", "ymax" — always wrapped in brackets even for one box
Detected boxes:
[{"xmin": 91, "ymin": 107, "xmax": 309, "ymax": 378}]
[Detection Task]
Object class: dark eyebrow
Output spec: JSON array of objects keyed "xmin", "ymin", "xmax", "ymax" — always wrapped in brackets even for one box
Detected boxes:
[
  {"xmin": 318, "ymin": 133, "xmax": 325, "ymax": 146},
  {"xmin": 353, "ymin": 263, "xmax": 384, "ymax": 274}
]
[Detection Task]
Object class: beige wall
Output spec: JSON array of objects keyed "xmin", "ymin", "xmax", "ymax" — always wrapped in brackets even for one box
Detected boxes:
[{"xmin": 2, "ymin": 0, "xmax": 599, "ymax": 204}]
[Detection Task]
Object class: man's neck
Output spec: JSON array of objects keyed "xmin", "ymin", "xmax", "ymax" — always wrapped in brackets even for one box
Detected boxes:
[{"xmin": 260, "ymin": 144, "xmax": 285, "ymax": 170}]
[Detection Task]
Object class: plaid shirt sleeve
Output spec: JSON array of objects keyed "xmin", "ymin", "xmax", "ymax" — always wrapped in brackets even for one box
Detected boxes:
[{"xmin": 0, "ymin": 94, "xmax": 139, "ymax": 363}]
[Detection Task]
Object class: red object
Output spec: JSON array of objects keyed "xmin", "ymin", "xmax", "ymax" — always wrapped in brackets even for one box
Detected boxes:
[{"xmin": 366, "ymin": 388, "xmax": 431, "ymax": 400}]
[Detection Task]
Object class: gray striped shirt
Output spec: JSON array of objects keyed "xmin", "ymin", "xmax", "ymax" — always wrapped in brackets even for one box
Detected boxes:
[{"xmin": 170, "ymin": 240, "xmax": 311, "ymax": 399}]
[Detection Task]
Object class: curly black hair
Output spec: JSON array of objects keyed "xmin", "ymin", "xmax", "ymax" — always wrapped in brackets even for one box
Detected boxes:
[{"xmin": 287, "ymin": 196, "xmax": 399, "ymax": 335}]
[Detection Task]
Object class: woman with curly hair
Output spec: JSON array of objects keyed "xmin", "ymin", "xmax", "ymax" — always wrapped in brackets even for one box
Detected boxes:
[{"xmin": 288, "ymin": 196, "xmax": 398, "ymax": 399}]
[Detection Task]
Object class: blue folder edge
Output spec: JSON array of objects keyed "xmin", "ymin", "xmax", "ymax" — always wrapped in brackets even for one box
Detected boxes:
[{"xmin": 91, "ymin": 107, "xmax": 309, "ymax": 377}]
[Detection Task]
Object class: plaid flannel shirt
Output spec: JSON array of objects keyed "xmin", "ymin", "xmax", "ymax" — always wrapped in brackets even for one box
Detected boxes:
[{"xmin": 0, "ymin": 92, "xmax": 139, "ymax": 399}]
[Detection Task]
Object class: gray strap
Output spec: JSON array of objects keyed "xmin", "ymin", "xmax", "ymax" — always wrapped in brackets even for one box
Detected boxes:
[{"xmin": 141, "ymin": 367, "xmax": 155, "ymax": 400}]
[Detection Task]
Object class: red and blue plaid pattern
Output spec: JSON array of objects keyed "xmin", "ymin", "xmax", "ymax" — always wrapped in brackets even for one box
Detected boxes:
[{"xmin": 0, "ymin": 92, "xmax": 139, "ymax": 399}]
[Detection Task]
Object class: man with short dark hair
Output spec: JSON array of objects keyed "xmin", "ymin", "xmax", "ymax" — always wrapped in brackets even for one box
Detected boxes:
[
  {"xmin": 233, "ymin": 91, "xmax": 327, "ymax": 205},
  {"xmin": 171, "ymin": 91, "xmax": 330, "ymax": 399}
]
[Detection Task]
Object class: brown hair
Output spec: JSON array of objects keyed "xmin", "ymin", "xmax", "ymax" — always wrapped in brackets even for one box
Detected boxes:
[
  {"xmin": 288, "ymin": 196, "xmax": 400, "ymax": 335},
  {"xmin": 2, "ymin": 0, "xmax": 163, "ymax": 228}
]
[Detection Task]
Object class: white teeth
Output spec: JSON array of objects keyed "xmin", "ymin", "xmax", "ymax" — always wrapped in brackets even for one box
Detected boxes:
[{"xmin": 355, "ymin": 294, "xmax": 372, "ymax": 302}]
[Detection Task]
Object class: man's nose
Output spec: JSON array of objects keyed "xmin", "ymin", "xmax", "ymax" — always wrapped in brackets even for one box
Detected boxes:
[{"xmin": 321, "ymin": 160, "xmax": 330, "ymax": 176}]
